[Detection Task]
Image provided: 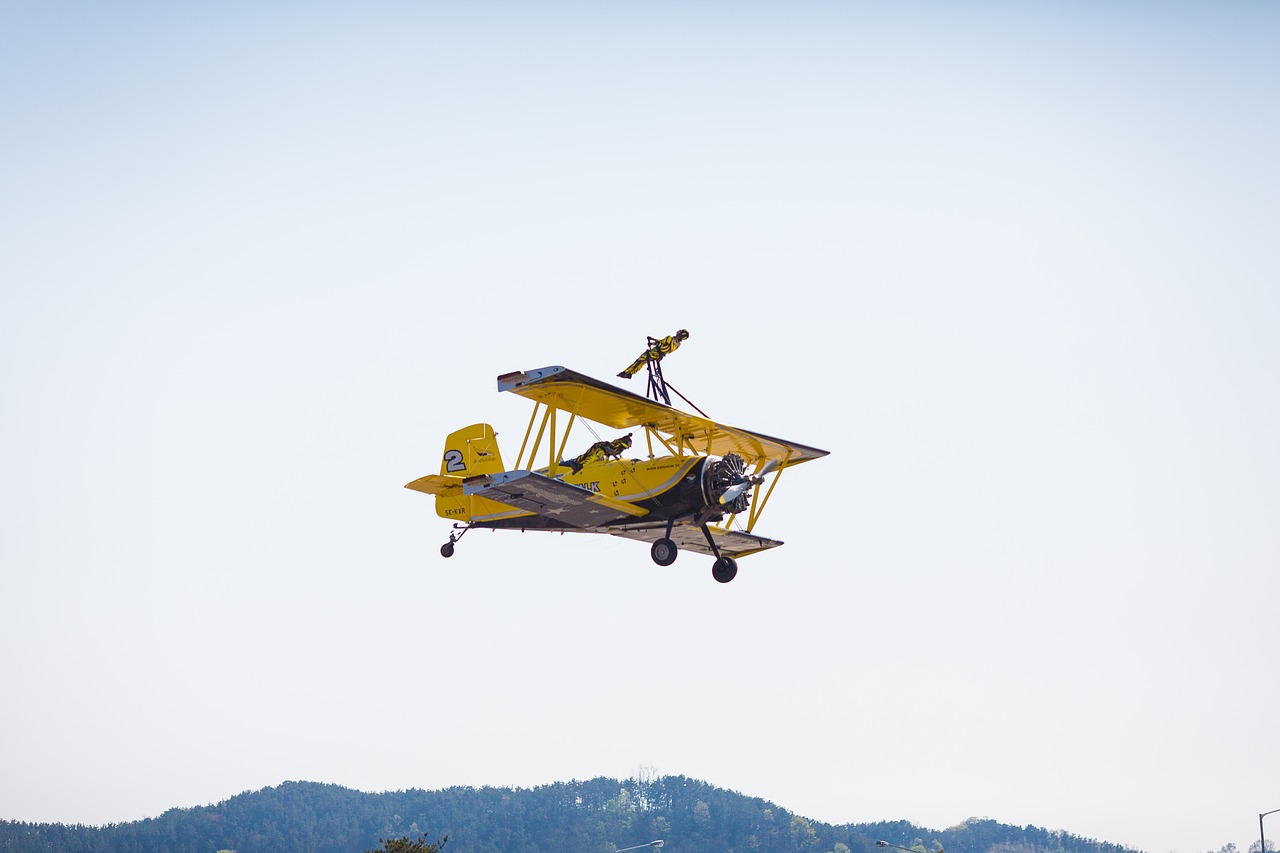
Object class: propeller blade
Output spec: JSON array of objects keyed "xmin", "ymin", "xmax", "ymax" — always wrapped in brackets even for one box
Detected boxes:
[{"xmin": 718, "ymin": 459, "xmax": 781, "ymax": 506}]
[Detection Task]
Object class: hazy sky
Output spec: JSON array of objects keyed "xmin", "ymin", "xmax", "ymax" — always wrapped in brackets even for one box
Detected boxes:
[{"xmin": 2, "ymin": 4, "xmax": 1277, "ymax": 853}]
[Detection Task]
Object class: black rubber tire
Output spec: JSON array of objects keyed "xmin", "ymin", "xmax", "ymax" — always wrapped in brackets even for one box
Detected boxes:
[
  {"xmin": 651, "ymin": 538, "xmax": 678, "ymax": 566},
  {"xmin": 440, "ymin": 542, "xmax": 455, "ymax": 558},
  {"xmin": 712, "ymin": 557, "xmax": 738, "ymax": 583}
]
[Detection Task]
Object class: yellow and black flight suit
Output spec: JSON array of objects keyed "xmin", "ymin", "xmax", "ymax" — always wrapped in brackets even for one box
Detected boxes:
[
  {"xmin": 617, "ymin": 330, "xmax": 689, "ymax": 378},
  {"xmin": 560, "ymin": 433, "xmax": 633, "ymax": 474}
]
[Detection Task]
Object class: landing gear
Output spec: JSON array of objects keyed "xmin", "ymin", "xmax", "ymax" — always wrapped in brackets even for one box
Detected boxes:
[
  {"xmin": 712, "ymin": 556, "xmax": 738, "ymax": 584},
  {"xmin": 699, "ymin": 521, "xmax": 738, "ymax": 583},
  {"xmin": 651, "ymin": 538, "xmax": 678, "ymax": 566},
  {"xmin": 439, "ymin": 526, "xmax": 470, "ymax": 559},
  {"xmin": 650, "ymin": 519, "xmax": 679, "ymax": 567}
]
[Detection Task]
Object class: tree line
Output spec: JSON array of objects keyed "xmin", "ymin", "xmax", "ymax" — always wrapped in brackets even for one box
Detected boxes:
[{"xmin": 0, "ymin": 776, "xmax": 1144, "ymax": 853}]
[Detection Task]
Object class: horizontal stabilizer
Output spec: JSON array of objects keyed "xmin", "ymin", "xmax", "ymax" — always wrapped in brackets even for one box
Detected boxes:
[{"xmin": 404, "ymin": 474, "xmax": 465, "ymax": 497}]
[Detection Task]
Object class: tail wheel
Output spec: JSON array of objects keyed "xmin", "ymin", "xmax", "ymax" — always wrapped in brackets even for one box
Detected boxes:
[
  {"xmin": 440, "ymin": 528, "xmax": 468, "ymax": 559},
  {"xmin": 651, "ymin": 538, "xmax": 678, "ymax": 566},
  {"xmin": 712, "ymin": 557, "xmax": 738, "ymax": 583}
]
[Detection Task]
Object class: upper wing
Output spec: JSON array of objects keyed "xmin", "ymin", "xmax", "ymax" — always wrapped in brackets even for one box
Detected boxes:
[
  {"xmin": 463, "ymin": 470, "xmax": 649, "ymax": 528},
  {"xmin": 497, "ymin": 366, "xmax": 829, "ymax": 470}
]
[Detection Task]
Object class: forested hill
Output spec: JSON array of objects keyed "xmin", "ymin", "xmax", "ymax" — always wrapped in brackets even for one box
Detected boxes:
[{"xmin": 0, "ymin": 776, "xmax": 1139, "ymax": 853}]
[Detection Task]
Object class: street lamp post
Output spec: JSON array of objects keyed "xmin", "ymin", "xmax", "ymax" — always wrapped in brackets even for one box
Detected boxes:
[
  {"xmin": 878, "ymin": 840, "xmax": 943, "ymax": 853},
  {"xmin": 615, "ymin": 841, "xmax": 664, "ymax": 853},
  {"xmin": 1261, "ymin": 808, "xmax": 1280, "ymax": 853}
]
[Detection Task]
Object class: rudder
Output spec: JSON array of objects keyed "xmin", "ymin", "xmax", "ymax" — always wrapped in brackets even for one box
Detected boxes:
[
  {"xmin": 434, "ymin": 423, "xmax": 507, "ymax": 521},
  {"xmin": 440, "ymin": 422, "xmax": 504, "ymax": 477}
]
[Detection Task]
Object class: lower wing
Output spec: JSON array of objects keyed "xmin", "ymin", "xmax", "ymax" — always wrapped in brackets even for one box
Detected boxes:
[
  {"xmin": 605, "ymin": 523, "xmax": 782, "ymax": 559},
  {"xmin": 463, "ymin": 470, "xmax": 649, "ymax": 528}
]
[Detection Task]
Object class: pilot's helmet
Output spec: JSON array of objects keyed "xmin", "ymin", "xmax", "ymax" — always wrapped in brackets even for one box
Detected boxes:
[
  {"xmin": 621, "ymin": 433, "xmax": 633, "ymax": 446},
  {"xmin": 676, "ymin": 329, "xmax": 689, "ymax": 340}
]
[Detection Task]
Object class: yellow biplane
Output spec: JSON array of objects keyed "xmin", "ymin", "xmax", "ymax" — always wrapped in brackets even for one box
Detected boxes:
[{"xmin": 405, "ymin": 345, "xmax": 828, "ymax": 583}]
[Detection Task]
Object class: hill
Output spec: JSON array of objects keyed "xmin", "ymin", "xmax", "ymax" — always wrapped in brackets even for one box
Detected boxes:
[{"xmin": 0, "ymin": 776, "xmax": 1140, "ymax": 853}]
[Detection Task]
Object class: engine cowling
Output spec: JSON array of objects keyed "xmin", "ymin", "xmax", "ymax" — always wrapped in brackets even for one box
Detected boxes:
[{"xmin": 703, "ymin": 453, "xmax": 751, "ymax": 515}]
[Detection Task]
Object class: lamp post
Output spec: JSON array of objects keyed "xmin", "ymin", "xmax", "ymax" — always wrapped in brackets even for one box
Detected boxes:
[
  {"xmin": 615, "ymin": 842, "xmax": 664, "ymax": 853},
  {"xmin": 878, "ymin": 841, "xmax": 943, "ymax": 853},
  {"xmin": 1261, "ymin": 808, "xmax": 1280, "ymax": 853}
]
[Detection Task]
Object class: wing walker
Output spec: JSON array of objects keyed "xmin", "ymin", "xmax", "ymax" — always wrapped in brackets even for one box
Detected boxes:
[{"xmin": 405, "ymin": 331, "xmax": 829, "ymax": 583}]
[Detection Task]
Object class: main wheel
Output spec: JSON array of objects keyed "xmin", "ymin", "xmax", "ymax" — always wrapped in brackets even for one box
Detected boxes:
[
  {"xmin": 711, "ymin": 556, "xmax": 738, "ymax": 583},
  {"xmin": 650, "ymin": 538, "xmax": 678, "ymax": 566},
  {"xmin": 440, "ymin": 542, "xmax": 455, "ymax": 558}
]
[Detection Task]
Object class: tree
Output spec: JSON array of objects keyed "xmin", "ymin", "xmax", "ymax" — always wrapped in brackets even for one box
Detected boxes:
[
  {"xmin": 790, "ymin": 815, "xmax": 820, "ymax": 851},
  {"xmin": 365, "ymin": 834, "xmax": 448, "ymax": 853}
]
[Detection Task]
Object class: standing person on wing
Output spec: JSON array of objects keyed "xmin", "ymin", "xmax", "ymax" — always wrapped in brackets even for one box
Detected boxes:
[{"xmin": 617, "ymin": 330, "xmax": 689, "ymax": 378}]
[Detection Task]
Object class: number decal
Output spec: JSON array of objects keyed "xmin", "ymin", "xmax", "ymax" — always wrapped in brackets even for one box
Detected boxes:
[{"xmin": 444, "ymin": 450, "xmax": 466, "ymax": 473}]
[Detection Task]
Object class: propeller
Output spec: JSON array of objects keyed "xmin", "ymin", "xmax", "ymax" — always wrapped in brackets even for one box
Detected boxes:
[{"xmin": 718, "ymin": 458, "xmax": 780, "ymax": 506}]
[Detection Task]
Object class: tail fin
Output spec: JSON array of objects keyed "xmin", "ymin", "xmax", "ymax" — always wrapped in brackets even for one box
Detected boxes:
[
  {"xmin": 430, "ymin": 423, "xmax": 507, "ymax": 521},
  {"xmin": 440, "ymin": 422, "xmax": 504, "ymax": 477}
]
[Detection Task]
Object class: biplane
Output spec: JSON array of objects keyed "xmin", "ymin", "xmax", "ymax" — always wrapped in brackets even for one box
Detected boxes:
[{"xmin": 405, "ymin": 336, "xmax": 828, "ymax": 583}]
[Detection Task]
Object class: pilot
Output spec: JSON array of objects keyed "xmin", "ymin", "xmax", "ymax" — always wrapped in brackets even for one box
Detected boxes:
[
  {"xmin": 559, "ymin": 433, "xmax": 632, "ymax": 474},
  {"xmin": 617, "ymin": 329, "xmax": 689, "ymax": 379}
]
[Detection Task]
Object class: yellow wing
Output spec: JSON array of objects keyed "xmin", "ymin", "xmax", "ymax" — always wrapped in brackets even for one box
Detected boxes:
[
  {"xmin": 463, "ymin": 470, "xmax": 648, "ymax": 526},
  {"xmin": 497, "ymin": 366, "xmax": 828, "ymax": 470},
  {"xmin": 607, "ymin": 522, "xmax": 783, "ymax": 559}
]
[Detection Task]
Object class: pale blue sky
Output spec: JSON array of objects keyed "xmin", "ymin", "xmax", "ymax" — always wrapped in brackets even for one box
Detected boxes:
[{"xmin": 2, "ymin": 4, "xmax": 1277, "ymax": 853}]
